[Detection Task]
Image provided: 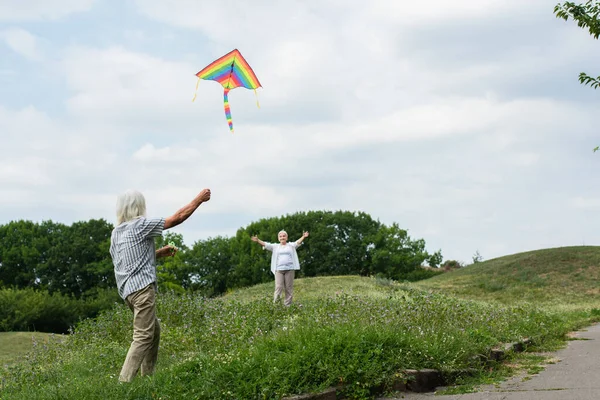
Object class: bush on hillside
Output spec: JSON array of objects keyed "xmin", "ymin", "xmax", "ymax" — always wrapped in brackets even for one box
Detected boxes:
[
  {"xmin": 442, "ymin": 260, "xmax": 464, "ymax": 271},
  {"xmin": 0, "ymin": 287, "xmax": 120, "ymax": 333}
]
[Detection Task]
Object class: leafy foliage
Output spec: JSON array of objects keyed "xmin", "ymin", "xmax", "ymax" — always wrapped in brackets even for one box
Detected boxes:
[
  {"xmin": 0, "ymin": 287, "xmax": 119, "ymax": 333},
  {"xmin": 554, "ymin": 1, "xmax": 600, "ymax": 89},
  {"xmin": 0, "ymin": 219, "xmax": 114, "ymax": 297},
  {"xmin": 0, "ymin": 212, "xmax": 442, "ymax": 332},
  {"xmin": 555, "ymin": 1, "xmax": 600, "ymax": 39},
  {"xmin": 0, "ymin": 212, "xmax": 439, "ymax": 300}
]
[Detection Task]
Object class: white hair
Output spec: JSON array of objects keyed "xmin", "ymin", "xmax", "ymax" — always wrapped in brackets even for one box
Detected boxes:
[
  {"xmin": 116, "ymin": 190, "xmax": 147, "ymax": 225},
  {"xmin": 278, "ymin": 230, "xmax": 287, "ymax": 236}
]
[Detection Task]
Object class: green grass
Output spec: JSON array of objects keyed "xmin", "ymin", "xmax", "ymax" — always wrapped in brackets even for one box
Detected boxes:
[
  {"xmin": 225, "ymin": 275, "xmax": 405, "ymax": 302},
  {"xmin": 2, "ymin": 246, "xmax": 600, "ymax": 399},
  {"xmin": 416, "ymin": 246, "xmax": 600, "ymax": 307},
  {"xmin": 0, "ymin": 332, "xmax": 61, "ymax": 366},
  {"xmin": 408, "ymin": 246, "xmax": 600, "ymax": 395}
]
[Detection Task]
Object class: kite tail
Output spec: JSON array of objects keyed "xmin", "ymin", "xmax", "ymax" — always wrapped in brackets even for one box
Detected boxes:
[
  {"xmin": 254, "ymin": 89, "xmax": 260, "ymax": 109},
  {"xmin": 224, "ymin": 88, "xmax": 234, "ymax": 133},
  {"xmin": 192, "ymin": 76, "xmax": 201, "ymax": 102}
]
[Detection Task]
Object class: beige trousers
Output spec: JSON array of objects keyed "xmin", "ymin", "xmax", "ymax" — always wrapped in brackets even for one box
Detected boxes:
[
  {"xmin": 274, "ymin": 270, "xmax": 295, "ymax": 306},
  {"xmin": 119, "ymin": 283, "xmax": 161, "ymax": 382}
]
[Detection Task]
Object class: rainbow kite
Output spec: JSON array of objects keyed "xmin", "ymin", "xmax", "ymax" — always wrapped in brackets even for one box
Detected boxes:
[{"xmin": 193, "ymin": 49, "xmax": 262, "ymax": 133}]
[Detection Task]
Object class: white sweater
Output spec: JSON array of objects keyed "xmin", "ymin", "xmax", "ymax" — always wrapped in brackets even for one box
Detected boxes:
[{"xmin": 263, "ymin": 242, "xmax": 302, "ymax": 274}]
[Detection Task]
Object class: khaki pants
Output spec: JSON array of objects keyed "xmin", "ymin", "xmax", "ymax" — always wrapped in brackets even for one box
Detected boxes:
[
  {"xmin": 274, "ymin": 270, "xmax": 295, "ymax": 306},
  {"xmin": 119, "ymin": 283, "xmax": 161, "ymax": 382}
]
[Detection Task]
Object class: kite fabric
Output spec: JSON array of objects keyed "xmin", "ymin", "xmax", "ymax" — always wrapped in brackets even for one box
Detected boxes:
[{"xmin": 193, "ymin": 49, "xmax": 262, "ymax": 133}]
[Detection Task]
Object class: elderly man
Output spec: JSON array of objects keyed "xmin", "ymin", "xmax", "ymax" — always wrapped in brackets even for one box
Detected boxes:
[{"xmin": 109, "ymin": 188, "xmax": 211, "ymax": 382}]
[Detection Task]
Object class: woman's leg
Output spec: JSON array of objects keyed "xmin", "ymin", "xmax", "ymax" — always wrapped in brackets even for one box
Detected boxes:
[
  {"xmin": 274, "ymin": 271, "xmax": 284, "ymax": 303},
  {"xmin": 283, "ymin": 270, "xmax": 295, "ymax": 306}
]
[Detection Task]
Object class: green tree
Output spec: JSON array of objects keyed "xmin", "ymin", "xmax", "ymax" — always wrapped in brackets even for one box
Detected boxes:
[
  {"xmin": 41, "ymin": 219, "xmax": 113, "ymax": 297},
  {"xmin": 155, "ymin": 232, "xmax": 188, "ymax": 293},
  {"xmin": 0, "ymin": 219, "xmax": 114, "ymax": 297},
  {"xmin": 64, "ymin": 219, "xmax": 114, "ymax": 296},
  {"xmin": 310, "ymin": 211, "xmax": 381, "ymax": 276},
  {"xmin": 0, "ymin": 220, "xmax": 49, "ymax": 288},
  {"xmin": 186, "ymin": 236, "xmax": 236, "ymax": 296},
  {"xmin": 370, "ymin": 223, "xmax": 431, "ymax": 280},
  {"xmin": 554, "ymin": 1, "xmax": 600, "ymax": 89},
  {"xmin": 187, "ymin": 211, "xmax": 440, "ymax": 296},
  {"xmin": 427, "ymin": 250, "xmax": 443, "ymax": 268},
  {"xmin": 237, "ymin": 210, "xmax": 383, "ymax": 281}
]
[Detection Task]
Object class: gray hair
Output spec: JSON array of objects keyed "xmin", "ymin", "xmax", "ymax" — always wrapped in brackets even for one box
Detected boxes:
[
  {"xmin": 278, "ymin": 230, "xmax": 287, "ymax": 236},
  {"xmin": 116, "ymin": 190, "xmax": 147, "ymax": 225}
]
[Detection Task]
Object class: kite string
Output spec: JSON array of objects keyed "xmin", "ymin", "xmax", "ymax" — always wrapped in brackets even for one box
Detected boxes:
[{"xmin": 192, "ymin": 76, "xmax": 201, "ymax": 102}]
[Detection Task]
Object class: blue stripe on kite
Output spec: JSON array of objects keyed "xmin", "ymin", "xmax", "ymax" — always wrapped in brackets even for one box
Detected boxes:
[{"xmin": 231, "ymin": 65, "xmax": 252, "ymax": 88}]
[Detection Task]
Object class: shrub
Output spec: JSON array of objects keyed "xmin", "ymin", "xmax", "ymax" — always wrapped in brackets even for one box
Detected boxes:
[
  {"xmin": 0, "ymin": 287, "xmax": 119, "ymax": 333},
  {"xmin": 442, "ymin": 260, "xmax": 464, "ymax": 271}
]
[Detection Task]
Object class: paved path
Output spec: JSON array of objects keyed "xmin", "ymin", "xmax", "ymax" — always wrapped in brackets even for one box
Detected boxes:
[{"xmin": 379, "ymin": 323, "xmax": 600, "ymax": 400}]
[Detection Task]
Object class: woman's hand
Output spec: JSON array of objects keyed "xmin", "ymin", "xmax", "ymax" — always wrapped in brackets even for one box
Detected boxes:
[
  {"xmin": 251, "ymin": 236, "xmax": 259, "ymax": 242},
  {"xmin": 302, "ymin": 231, "xmax": 309, "ymax": 238}
]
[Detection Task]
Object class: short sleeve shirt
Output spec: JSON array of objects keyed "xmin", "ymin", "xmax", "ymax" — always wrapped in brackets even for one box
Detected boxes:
[{"xmin": 110, "ymin": 217, "xmax": 165, "ymax": 299}]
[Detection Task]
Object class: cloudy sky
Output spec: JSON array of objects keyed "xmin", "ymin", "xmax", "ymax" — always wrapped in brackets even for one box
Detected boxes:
[{"xmin": 1, "ymin": 0, "xmax": 599, "ymax": 263}]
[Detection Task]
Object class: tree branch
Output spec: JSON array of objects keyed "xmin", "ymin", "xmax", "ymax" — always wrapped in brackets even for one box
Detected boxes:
[{"xmin": 579, "ymin": 72, "xmax": 600, "ymax": 88}]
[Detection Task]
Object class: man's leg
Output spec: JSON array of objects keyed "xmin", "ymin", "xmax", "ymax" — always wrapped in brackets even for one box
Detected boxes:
[
  {"xmin": 119, "ymin": 284, "xmax": 157, "ymax": 382},
  {"xmin": 274, "ymin": 271, "xmax": 284, "ymax": 303},
  {"xmin": 283, "ymin": 270, "xmax": 295, "ymax": 306},
  {"xmin": 140, "ymin": 316, "xmax": 160, "ymax": 376}
]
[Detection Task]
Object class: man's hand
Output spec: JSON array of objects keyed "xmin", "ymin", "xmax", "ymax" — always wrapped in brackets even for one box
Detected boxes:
[
  {"xmin": 156, "ymin": 245, "xmax": 178, "ymax": 258},
  {"xmin": 198, "ymin": 189, "xmax": 211, "ymax": 203},
  {"xmin": 164, "ymin": 188, "xmax": 212, "ymax": 230}
]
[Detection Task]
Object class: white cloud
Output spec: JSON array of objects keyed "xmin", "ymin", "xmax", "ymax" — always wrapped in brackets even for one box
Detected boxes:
[
  {"xmin": 1, "ymin": 0, "xmax": 600, "ymax": 264},
  {"xmin": 571, "ymin": 197, "xmax": 600, "ymax": 210},
  {"xmin": 367, "ymin": 0, "xmax": 513, "ymax": 23},
  {"xmin": 0, "ymin": 0, "xmax": 96, "ymax": 21},
  {"xmin": 509, "ymin": 152, "xmax": 541, "ymax": 167},
  {"xmin": 133, "ymin": 143, "xmax": 202, "ymax": 163},
  {"xmin": 1, "ymin": 28, "xmax": 41, "ymax": 60},
  {"xmin": 0, "ymin": 105, "xmax": 120, "ymax": 221},
  {"xmin": 133, "ymin": 0, "xmax": 319, "ymax": 39},
  {"xmin": 62, "ymin": 46, "xmax": 222, "ymax": 136},
  {"xmin": 0, "ymin": 157, "xmax": 52, "ymax": 186},
  {"xmin": 47, "ymin": 37, "xmax": 600, "ymax": 262}
]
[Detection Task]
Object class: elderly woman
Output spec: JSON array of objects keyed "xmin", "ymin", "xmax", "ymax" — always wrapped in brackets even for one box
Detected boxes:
[
  {"xmin": 109, "ymin": 188, "xmax": 211, "ymax": 383},
  {"xmin": 251, "ymin": 230, "xmax": 309, "ymax": 306}
]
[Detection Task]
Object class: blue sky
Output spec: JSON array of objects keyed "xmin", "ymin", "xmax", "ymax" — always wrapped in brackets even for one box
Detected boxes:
[{"xmin": 1, "ymin": 0, "xmax": 600, "ymax": 263}]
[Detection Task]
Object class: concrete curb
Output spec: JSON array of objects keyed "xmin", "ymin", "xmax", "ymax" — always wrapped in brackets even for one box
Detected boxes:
[
  {"xmin": 281, "ymin": 338, "xmax": 532, "ymax": 400},
  {"xmin": 283, "ymin": 387, "xmax": 338, "ymax": 400}
]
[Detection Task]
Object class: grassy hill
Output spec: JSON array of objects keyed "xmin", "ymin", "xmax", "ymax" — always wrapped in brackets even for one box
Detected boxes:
[
  {"xmin": 2, "ymin": 247, "xmax": 600, "ymax": 399},
  {"xmin": 416, "ymin": 246, "xmax": 600, "ymax": 307},
  {"xmin": 224, "ymin": 275, "xmax": 403, "ymax": 303},
  {"xmin": 0, "ymin": 332, "xmax": 61, "ymax": 366}
]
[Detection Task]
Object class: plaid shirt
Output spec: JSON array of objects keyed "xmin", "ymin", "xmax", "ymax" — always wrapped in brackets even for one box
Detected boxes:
[{"xmin": 110, "ymin": 217, "xmax": 165, "ymax": 299}]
